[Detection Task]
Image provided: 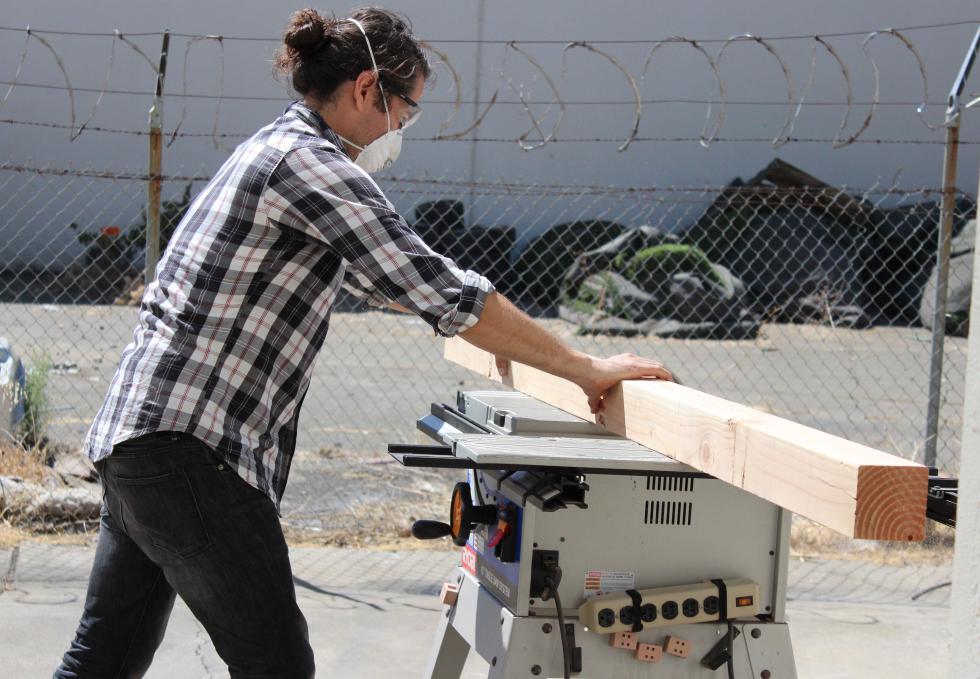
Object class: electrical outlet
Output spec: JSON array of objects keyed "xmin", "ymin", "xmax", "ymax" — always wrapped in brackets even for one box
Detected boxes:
[
  {"xmin": 635, "ymin": 643, "xmax": 663, "ymax": 663},
  {"xmin": 682, "ymin": 597, "xmax": 700, "ymax": 618},
  {"xmin": 597, "ymin": 608, "xmax": 616, "ymax": 628}
]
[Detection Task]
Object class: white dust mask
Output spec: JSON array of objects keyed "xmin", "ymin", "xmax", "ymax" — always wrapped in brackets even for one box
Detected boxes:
[
  {"xmin": 337, "ymin": 18, "xmax": 403, "ymax": 174},
  {"xmin": 339, "ymin": 117, "xmax": 402, "ymax": 174}
]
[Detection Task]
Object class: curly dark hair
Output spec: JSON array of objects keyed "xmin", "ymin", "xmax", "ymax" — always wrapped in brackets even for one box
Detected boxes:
[{"xmin": 274, "ymin": 7, "xmax": 431, "ymax": 108}]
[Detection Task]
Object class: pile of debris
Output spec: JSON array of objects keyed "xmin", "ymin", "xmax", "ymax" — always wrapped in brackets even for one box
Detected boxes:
[
  {"xmin": 682, "ymin": 159, "xmax": 875, "ymax": 329},
  {"xmin": 558, "ymin": 227, "xmax": 760, "ymax": 339},
  {"xmin": 683, "ymin": 159, "xmax": 975, "ymax": 330},
  {"xmin": 555, "ymin": 159, "xmax": 976, "ymax": 338},
  {"xmin": 0, "ymin": 445, "xmax": 101, "ymax": 527}
]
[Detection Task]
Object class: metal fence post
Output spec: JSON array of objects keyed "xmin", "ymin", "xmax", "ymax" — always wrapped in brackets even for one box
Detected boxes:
[
  {"xmin": 946, "ymin": 160, "xmax": 980, "ymax": 678},
  {"xmin": 923, "ymin": 26, "xmax": 979, "ymax": 470},
  {"xmin": 145, "ymin": 30, "xmax": 169, "ymax": 286}
]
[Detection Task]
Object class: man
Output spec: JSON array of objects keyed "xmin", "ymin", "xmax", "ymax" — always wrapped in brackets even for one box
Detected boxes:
[{"xmin": 55, "ymin": 8, "xmax": 673, "ymax": 678}]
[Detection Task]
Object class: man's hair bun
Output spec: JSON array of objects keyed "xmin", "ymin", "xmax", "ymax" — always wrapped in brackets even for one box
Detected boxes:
[
  {"xmin": 275, "ymin": 6, "xmax": 430, "ymax": 103},
  {"xmin": 283, "ymin": 8, "xmax": 329, "ymax": 57}
]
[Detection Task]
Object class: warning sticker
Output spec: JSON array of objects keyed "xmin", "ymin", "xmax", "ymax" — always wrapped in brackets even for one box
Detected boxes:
[{"xmin": 584, "ymin": 570, "xmax": 635, "ymax": 597}]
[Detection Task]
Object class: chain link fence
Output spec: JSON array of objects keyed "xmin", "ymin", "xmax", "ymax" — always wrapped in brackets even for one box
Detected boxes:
[{"xmin": 0, "ymin": 161, "xmax": 972, "ymax": 552}]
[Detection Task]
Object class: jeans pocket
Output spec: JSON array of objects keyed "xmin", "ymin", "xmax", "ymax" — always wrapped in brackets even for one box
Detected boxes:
[{"xmin": 113, "ymin": 470, "xmax": 211, "ymax": 558}]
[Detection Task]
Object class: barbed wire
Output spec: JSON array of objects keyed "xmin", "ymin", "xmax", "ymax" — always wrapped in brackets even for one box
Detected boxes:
[
  {"xmin": 426, "ymin": 27, "xmax": 967, "ymax": 148},
  {"xmin": 0, "ymin": 19, "xmax": 975, "ymax": 43},
  {"xmin": 0, "ymin": 27, "xmax": 162, "ymax": 140},
  {"xmin": 0, "ymin": 119, "xmax": 973, "ymax": 145},
  {"xmin": 0, "ymin": 81, "xmax": 953, "ymax": 107},
  {"xmin": 167, "ymin": 34, "xmax": 229, "ymax": 150},
  {"xmin": 0, "ymin": 22, "xmax": 976, "ymax": 150},
  {"xmin": 799, "ymin": 36, "xmax": 853, "ymax": 147},
  {"xmin": 641, "ymin": 37, "xmax": 724, "ymax": 147},
  {"xmin": 1, "ymin": 163, "xmax": 971, "ymax": 202},
  {"xmin": 0, "ymin": 79, "xmax": 286, "ymax": 101}
]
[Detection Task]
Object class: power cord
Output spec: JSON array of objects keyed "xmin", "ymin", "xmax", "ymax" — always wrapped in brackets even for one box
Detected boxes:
[
  {"xmin": 726, "ymin": 620, "xmax": 735, "ymax": 679},
  {"xmin": 541, "ymin": 561, "xmax": 571, "ymax": 679}
]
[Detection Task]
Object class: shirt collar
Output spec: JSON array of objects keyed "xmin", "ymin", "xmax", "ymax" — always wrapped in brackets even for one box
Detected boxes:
[{"xmin": 285, "ymin": 101, "xmax": 350, "ymax": 158}]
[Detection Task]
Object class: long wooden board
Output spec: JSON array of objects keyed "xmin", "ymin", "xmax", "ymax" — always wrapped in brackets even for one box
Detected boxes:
[{"xmin": 445, "ymin": 338, "xmax": 927, "ymax": 541}]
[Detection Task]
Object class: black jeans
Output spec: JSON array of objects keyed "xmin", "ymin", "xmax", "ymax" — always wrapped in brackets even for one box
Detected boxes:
[{"xmin": 54, "ymin": 432, "xmax": 315, "ymax": 678}]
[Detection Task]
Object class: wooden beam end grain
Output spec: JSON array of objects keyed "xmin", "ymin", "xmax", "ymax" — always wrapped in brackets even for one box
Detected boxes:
[{"xmin": 853, "ymin": 464, "xmax": 928, "ymax": 541}]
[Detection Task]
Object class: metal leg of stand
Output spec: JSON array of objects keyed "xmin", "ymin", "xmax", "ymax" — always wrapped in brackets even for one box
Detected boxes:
[{"xmin": 424, "ymin": 605, "xmax": 471, "ymax": 679}]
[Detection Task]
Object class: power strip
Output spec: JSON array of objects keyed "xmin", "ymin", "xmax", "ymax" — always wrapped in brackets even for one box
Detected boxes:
[{"xmin": 578, "ymin": 578, "xmax": 760, "ymax": 634}]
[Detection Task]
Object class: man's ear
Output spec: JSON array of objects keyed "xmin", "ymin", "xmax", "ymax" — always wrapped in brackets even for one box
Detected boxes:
[{"xmin": 351, "ymin": 70, "xmax": 378, "ymax": 112}]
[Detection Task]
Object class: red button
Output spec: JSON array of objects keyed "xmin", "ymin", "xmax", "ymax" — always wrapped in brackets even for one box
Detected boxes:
[{"xmin": 488, "ymin": 522, "xmax": 510, "ymax": 548}]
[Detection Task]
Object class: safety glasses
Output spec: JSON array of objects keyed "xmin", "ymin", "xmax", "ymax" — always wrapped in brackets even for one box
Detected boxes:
[{"xmin": 394, "ymin": 91, "xmax": 422, "ymax": 130}]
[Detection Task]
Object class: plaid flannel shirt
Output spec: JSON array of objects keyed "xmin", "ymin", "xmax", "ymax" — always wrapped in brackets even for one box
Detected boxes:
[{"xmin": 84, "ymin": 102, "xmax": 494, "ymax": 508}]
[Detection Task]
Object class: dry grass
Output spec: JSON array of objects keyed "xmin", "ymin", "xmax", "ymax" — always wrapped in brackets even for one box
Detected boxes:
[
  {"xmin": 0, "ymin": 513, "xmax": 956, "ymax": 561},
  {"xmin": 0, "ymin": 439, "xmax": 47, "ymax": 483},
  {"xmin": 281, "ymin": 523, "xmax": 456, "ymax": 552},
  {"xmin": 0, "ymin": 520, "xmax": 435, "ymax": 553},
  {"xmin": 283, "ymin": 514, "xmax": 957, "ymax": 560},
  {"xmin": 0, "ymin": 523, "xmax": 25, "ymax": 549},
  {"xmin": 0, "ymin": 523, "xmax": 97, "ymax": 549},
  {"xmin": 790, "ymin": 516, "xmax": 954, "ymax": 565},
  {"xmin": 1, "ymin": 439, "xmax": 101, "ymax": 545}
]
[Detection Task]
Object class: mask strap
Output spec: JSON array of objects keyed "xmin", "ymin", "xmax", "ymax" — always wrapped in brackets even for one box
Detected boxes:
[
  {"xmin": 344, "ymin": 18, "xmax": 379, "ymax": 75},
  {"xmin": 343, "ymin": 17, "xmax": 390, "ymax": 124}
]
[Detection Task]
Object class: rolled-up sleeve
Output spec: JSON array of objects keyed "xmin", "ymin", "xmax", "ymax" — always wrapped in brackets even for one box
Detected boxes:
[{"xmin": 265, "ymin": 145, "xmax": 495, "ymax": 336}]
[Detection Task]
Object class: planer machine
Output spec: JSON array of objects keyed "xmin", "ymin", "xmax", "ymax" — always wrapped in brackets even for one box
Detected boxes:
[{"xmin": 389, "ymin": 390, "xmax": 799, "ymax": 678}]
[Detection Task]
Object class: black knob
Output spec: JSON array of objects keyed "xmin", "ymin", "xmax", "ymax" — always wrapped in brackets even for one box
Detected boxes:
[{"xmin": 412, "ymin": 520, "xmax": 452, "ymax": 540}]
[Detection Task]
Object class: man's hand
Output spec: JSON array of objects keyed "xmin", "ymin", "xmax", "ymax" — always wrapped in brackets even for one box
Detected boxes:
[
  {"xmin": 493, "ymin": 350, "xmax": 674, "ymax": 414},
  {"xmin": 459, "ymin": 293, "xmax": 675, "ymax": 415},
  {"xmin": 574, "ymin": 353, "xmax": 675, "ymax": 414}
]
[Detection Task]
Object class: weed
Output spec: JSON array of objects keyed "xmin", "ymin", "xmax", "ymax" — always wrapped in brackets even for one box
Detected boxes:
[{"xmin": 17, "ymin": 354, "xmax": 51, "ymax": 448}]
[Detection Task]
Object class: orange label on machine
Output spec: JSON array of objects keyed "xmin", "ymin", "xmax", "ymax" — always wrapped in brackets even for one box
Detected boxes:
[{"xmin": 584, "ymin": 570, "xmax": 635, "ymax": 597}]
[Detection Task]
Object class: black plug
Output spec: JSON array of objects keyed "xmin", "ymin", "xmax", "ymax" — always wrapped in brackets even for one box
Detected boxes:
[{"xmin": 541, "ymin": 558, "xmax": 563, "ymax": 601}]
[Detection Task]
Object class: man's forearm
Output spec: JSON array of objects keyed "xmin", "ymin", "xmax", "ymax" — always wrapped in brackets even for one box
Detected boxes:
[{"xmin": 458, "ymin": 292, "xmax": 593, "ymax": 385}]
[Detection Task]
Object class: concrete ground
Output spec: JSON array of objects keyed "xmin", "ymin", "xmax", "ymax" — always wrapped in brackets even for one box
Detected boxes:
[{"xmin": 0, "ymin": 541, "xmax": 953, "ymax": 678}]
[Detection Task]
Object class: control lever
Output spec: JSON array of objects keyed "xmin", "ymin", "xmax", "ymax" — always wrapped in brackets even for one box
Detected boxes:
[
  {"xmin": 411, "ymin": 482, "xmax": 498, "ymax": 546},
  {"xmin": 411, "ymin": 520, "xmax": 453, "ymax": 540}
]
